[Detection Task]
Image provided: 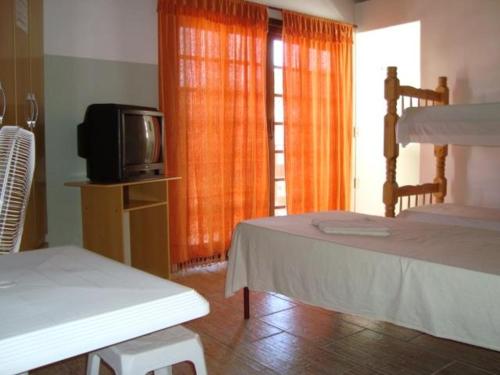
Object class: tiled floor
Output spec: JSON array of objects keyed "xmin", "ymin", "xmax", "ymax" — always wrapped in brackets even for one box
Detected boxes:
[{"xmin": 33, "ymin": 263, "xmax": 500, "ymax": 375}]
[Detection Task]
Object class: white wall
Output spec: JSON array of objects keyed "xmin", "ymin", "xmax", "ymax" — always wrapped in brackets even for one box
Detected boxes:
[
  {"xmin": 44, "ymin": 0, "xmax": 353, "ymax": 64},
  {"xmin": 355, "ymin": 0, "xmax": 500, "ymax": 207},
  {"xmin": 254, "ymin": 0, "xmax": 354, "ymax": 22},
  {"xmin": 44, "ymin": 0, "xmax": 157, "ymax": 64}
]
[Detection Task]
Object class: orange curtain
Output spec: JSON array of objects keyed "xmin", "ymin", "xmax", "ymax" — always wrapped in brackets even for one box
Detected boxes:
[
  {"xmin": 283, "ymin": 11, "xmax": 353, "ymax": 214},
  {"xmin": 158, "ymin": 0, "xmax": 269, "ymax": 268}
]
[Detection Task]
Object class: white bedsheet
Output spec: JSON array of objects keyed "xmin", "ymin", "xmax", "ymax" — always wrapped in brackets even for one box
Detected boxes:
[
  {"xmin": 225, "ymin": 211, "xmax": 500, "ymax": 351},
  {"xmin": 397, "ymin": 203, "xmax": 500, "ymax": 231},
  {"xmin": 397, "ymin": 102, "xmax": 500, "ymax": 146}
]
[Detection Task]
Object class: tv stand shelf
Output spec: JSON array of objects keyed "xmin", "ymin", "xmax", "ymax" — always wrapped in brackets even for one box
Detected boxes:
[
  {"xmin": 65, "ymin": 177, "xmax": 180, "ymax": 279},
  {"xmin": 124, "ymin": 200, "xmax": 166, "ymax": 212}
]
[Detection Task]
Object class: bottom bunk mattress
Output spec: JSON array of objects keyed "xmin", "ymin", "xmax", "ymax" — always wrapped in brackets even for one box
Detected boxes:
[
  {"xmin": 225, "ymin": 211, "xmax": 500, "ymax": 351},
  {"xmin": 397, "ymin": 203, "xmax": 500, "ymax": 231}
]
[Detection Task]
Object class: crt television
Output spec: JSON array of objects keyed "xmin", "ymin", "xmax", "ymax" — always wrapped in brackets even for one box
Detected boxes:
[{"xmin": 77, "ymin": 104, "xmax": 165, "ymax": 183}]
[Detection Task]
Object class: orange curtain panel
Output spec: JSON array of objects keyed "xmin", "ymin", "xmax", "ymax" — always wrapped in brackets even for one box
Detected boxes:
[
  {"xmin": 282, "ymin": 11, "xmax": 353, "ymax": 214},
  {"xmin": 158, "ymin": 0, "xmax": 269, "ymax": 268}
]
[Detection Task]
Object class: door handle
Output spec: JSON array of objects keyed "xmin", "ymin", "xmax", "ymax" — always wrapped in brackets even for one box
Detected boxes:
[
  {"xmin": 32, "ymin": 94, "xmax": 39, "ymax": 128},
  {"xmin": 25, "ymin": 93, "xmax": 38, "ymax": 130}
]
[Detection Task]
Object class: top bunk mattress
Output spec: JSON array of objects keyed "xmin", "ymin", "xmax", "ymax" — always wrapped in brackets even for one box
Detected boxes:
[
  {"xmin": 397, "ymin": 203, "xmax": 500, "ymax": 231},
  {"xmin": 396, "ymin": 102, "xmax": 500, "ymax": 146}
]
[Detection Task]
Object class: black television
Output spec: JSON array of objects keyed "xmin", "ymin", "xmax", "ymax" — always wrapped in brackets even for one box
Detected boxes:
[{"xmin": 77, "ymin": 104, "xmax": 165, "ymax": 183}]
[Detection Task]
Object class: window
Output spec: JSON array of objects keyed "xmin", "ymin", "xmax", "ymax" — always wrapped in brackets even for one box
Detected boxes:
[{"xmin": 267, "ymin": 21, "xmax": 286, "ymax": 216}]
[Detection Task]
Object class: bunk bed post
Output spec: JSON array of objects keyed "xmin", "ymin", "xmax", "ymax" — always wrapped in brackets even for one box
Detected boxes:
[
  {"xmin": 244, "ymin": 287, "xmax": 250, "ymax": 319},
  {"xmin": 383, "ymin": 67, "xmax": 400, "ymax": 217},
  {"xmin": 433, "ymin": 76, "xmax": 449, "ymax": 203}
]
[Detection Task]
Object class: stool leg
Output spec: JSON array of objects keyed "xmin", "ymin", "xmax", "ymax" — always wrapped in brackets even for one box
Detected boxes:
[
  {"xmin": 154, "ymin": 367, "xmax": 172, "ymax": 375},
  {"xmin": 190, "ymin": 337, "xmax": 208, "ymax": 375},
  {"xmin": 86, "ymin": 353, "xmax": 101, "ymax": 375}
]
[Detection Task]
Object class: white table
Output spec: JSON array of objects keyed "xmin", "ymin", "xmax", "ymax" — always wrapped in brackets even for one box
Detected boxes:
[{"xmin": 0, "ymin": 246, "xmax": 209, "ymax": 375}]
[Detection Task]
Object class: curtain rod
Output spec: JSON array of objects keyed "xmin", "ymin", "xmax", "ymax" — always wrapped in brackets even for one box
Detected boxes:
[{"xmin": 267, "ymin": 5, "xmax": 358, "ymax": 28}]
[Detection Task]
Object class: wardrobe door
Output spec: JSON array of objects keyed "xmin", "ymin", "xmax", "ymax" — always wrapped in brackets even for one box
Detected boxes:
[
  {"xmin": 0, "ymin": 1, "xmax": 16, "ymax": 126},
  {"xmin": 15, "ymin": 0, "xmax": 36, "ymax": 250},
  {"xmin": 1, "ymin": 0, "xmax": 47, "ymax": 250},
  {"xmin": 20, "ymin": 0, "xmax": 47, "ymax": 250},
  {"xmin": 22, "ymin": 0, "xmax": 47, "ymax": 249},
  {"xmin": 31, "ymin": 0, "xmax": 48, "ymax": 248}
]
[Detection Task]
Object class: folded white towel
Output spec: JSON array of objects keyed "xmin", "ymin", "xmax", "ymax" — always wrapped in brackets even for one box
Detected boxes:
[{"xmin": 312, "ymin": 219, "xmax": 390, "ymax": 237}]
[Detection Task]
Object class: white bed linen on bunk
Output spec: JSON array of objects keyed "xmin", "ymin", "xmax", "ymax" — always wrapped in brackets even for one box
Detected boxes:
[
  {"xmin": 225, "ymin": 211, "xmax": 500, "ymax": 351},
  {"xmin": 397, "ymin": 102, "xmax": 500, "ymax": 146},
  {"xmin": 397, "ymin": 203, "xmax": 500, "ymax": 231}
]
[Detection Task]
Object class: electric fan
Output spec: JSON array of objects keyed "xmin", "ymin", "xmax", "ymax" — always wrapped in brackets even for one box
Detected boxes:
[{"xmin": 0, "ymin": 126, "xmax": 35, "ymax": 254}]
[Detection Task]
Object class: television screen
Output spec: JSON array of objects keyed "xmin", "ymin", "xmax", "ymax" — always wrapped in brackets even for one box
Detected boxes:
[
  {"xmin": 78, "ymin": 104, "xmax": 165, "ymax": 183},
  {"xmin": 124, "ymin": 114, "xmax": 162, "ymax": 166}
]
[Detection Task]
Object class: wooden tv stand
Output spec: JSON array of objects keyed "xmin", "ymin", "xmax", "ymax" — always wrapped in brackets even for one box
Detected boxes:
[{"xmin": 65, "ymin": 177, "xmax": 180, "ymax": 279}]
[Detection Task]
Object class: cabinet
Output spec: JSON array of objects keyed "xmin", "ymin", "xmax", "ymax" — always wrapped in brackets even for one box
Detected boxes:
[
  {"xmin": 0, "ymin": 0, "xmax": 47, "ymax": 250},
  {"xmin": 66, "ymin": 178, "xmax": 180, "ymax": 279}
]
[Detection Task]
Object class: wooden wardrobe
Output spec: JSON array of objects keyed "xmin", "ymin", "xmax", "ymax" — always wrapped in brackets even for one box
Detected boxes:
[{"xmin": 0, "ymin": 0, "xmax": 47, "ymax": 249}]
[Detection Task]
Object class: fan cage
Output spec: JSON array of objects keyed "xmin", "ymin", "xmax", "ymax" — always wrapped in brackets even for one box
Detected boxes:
[{"xmin": 0, "ymin": 126, "xmax": 35, "ymax": 254}]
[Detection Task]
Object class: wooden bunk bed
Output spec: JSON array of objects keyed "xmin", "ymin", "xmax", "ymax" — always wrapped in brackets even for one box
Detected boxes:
[
  {"xmin": 383, "ymin": 66, "xmax": 449, "ymax": 217},
  {"xmin": 383, "ymin": 66, "xmax": 500, "ymax": 223},
  {"xmin": 225, "ymin": 67, "xmax": 500, "ymax": 351}
]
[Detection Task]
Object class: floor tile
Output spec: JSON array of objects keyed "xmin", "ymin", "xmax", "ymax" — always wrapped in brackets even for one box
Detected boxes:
[
  {"xmin": 198, "ymin": 332, "xmax": 277, "ymax": 375},
  {"xmin": 339, "ymin": 313, "xmax": 423, "ymax": 341},
  {"xmin": 434, "ymin": 361, "xmax": 497, "ymax": 375},
  {"xmin": 411, "ymin": 334, "xmax": 500, "ymax": 374},
  {"xmin": 324, "ymin": 329, "xmax": 452, "ymax": 375},
  {"xmin": 236, "ymin": 331, "xmax": 381, "ymax": 375},
  {"xmin": 260, "ymin": 304, "xmax": 364, "ymax": 346},
  {"xmin": 185, "ymin": 300, "xmax": 283, "ymax": 346}
]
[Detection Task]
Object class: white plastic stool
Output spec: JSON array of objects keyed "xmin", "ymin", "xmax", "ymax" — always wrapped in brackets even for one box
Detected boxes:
[{"xmin": 86, "ymin": 325, "xmax": 207, "ymax": 375}]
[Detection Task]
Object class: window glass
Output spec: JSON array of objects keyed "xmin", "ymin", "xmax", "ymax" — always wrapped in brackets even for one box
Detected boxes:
[
  {"xmin": 274, "ymin": 125, "xmax": 284, "ymax": 151},
  {"xmin": 274, "ymin": 68, "xmax": 283, "ymax": 95},
  {"xmin": 275, "ymin": 153, "xmax": 285, "ymax": 179},
  {"xmin": 275, "ymin": 180, "xmax": 286, "ymax": 207},
  {"xmin": 274, "ymin": 97, "xmax": 284, "ymax": 123},
  {"xmin": 273, "ymin": 40, "xmax": 283, "ymax": 67},
  {"xmin": 274, "ymin": 208, "xmax": 287, "ymax": 216}
]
